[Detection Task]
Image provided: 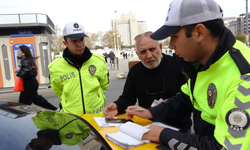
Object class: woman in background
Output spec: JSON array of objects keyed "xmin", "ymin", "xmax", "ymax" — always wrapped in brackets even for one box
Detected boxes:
[{"xmin": 15, "ymin": 45, "xmax": 57, "ymax": 111}]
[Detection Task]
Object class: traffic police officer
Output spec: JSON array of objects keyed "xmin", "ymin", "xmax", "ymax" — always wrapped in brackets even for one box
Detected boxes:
[{"xmin": 126, "ymin": 0, "xmax": 250, "ymax": 149}]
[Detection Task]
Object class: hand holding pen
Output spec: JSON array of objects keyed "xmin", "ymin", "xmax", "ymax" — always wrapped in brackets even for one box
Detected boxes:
[{"xmin": 125, "ymin": 105, "xmax": 153, "ymax": 120}]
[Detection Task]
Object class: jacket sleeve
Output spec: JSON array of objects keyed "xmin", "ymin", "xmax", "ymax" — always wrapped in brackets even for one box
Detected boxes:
[
  {"xmin": 49, "ymin": 68, "xmax": 62, "ymax": 99},
  {"xmin": 114, "ymin": 68, "xmax": 137, "ymax": 114},
  {"xmin": 214, "ymin": 74, "xmax": 250, "ymax": 150},
  {"xmin": 149, "ymin": 89, "xmax": 193, "ymax": 122},
  {"xmin": 149, "ymin": 86, "xmax": 224, "ymax": 149},
  {"xmin": 99, "ymin": 62, "xmax": 109, "ymax": 93},
  {"xmin": 159, "ymin": 128, "xmax": 223, "ymax": 150}
]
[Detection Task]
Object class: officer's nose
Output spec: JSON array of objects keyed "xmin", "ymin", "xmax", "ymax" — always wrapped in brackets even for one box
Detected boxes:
[{"xmin": 77, "ymin": 41, "xmax": 84, "ymax": 48}]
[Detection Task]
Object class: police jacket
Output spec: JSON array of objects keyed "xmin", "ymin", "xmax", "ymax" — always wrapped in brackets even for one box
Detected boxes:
[
  {"xmin": 149, "ymin": 28, "xmax": 250, "ymax": 149},
  {"xmin": 32, "ymin": 110, "xmax": 90, "ymax": 146},
  {"xmin": 48, "ymin": 47, "xmax": 109, "ymax": 114}
]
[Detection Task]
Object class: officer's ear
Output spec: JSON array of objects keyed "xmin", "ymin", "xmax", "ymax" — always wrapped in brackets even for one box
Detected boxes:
[
  {"xmin": 63, "ymin": 40, "xmax": 67, "ymax": 47},
  {"xmin": 194, "ymin": 24, "xmax": 206, "ymax": 42}
]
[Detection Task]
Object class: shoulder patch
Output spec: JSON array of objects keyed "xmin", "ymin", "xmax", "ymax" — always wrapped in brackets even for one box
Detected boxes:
[{"xmin": 226, "ymin": 108, "xmax": 250, "ymax": 132}]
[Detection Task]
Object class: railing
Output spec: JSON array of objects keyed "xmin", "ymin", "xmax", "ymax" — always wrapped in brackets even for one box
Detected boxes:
[{"xmin": 0, "ymin": 13, "xmax": 54, "ymax": 29}]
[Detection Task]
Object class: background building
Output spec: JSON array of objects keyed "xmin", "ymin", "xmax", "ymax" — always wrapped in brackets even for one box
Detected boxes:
[
  {"xmin": 228, "ymin": 13, "xmax": 250, "ymax": 36},
  {"xmin": 229, "ymin": 20, "xmax": 237, "ymax": 35},
  {"xmin": 111, "ymin": 12, "xmax": 147, "ymax": 46},
  {"xmin": 0, "ymin": 13, "xmax": 55, "ymax": 88},
  {"xmin": 236, "ymin": 14, "xmax": 246, "ymax": 35}
]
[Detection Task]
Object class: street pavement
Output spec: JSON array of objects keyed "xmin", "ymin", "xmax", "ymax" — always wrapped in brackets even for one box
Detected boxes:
[{"xmin": 0, "ymin": 57, "xmax": 130, "ymax": 108}]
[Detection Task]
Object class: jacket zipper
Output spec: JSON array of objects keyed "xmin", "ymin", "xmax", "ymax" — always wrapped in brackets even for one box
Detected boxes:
[
  {"xmin": 64, "ymin": 57, "xmax": 86, "ymax": 114},
  {"xmin": 77, "ymin": 67, "xmax": 85, "ymax": 114}
]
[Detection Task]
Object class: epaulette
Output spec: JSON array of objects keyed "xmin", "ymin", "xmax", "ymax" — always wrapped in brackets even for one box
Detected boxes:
[{"xmin": 229, "ymin": 47, "xmax": 250, "ymax": 75}]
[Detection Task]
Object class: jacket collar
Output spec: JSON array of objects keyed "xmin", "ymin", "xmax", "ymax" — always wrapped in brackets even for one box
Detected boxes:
[
  {"xmin": 63, "ymin": 46, "xmax": 92, "ymax": 67},
  {"xmin": 178, "ymin": 27, "xmax": 236, "ymax": 72},
  {"xmin": 200, "ymin": 27, "xmax": 236, "ymax": 71},
  {"xmin": 175, "ymin": 27, "xmax": 236, "ymax": 82}
]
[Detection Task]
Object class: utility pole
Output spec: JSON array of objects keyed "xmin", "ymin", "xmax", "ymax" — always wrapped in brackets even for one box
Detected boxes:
[
  {"xmin": 115, "ymin": 9, "xmax": 119, "ymax": 51},
  {"xmin": 113, "ymin": 33, "xmax": 116, "ymax": 51},
  {"xmin": 246, "ymin": 0, "xmax": 249, "ymax": 46}
]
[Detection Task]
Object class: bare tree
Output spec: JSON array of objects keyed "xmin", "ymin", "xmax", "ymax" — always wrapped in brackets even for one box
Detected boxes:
[
  {"xmin": 84, "ymin": 32, "xmax": 99, "ymax": 49},
  {"xmin": 97, "ymin": 31, "xmax": 103, "ymax": 47},
  {"xmin": 52, "ymin": 25, "xmax": 65, "ymax": 54},
  {"xmin": 84, "ymin": 31, "xmax": 91, "ymax": 48},
  {"xmin": 90, "ymin": 33, "xmax": 98, "ymax": 49},
  {"xmin": 101, "ymin": 30, "xmax": 123, "ymax": 49}
]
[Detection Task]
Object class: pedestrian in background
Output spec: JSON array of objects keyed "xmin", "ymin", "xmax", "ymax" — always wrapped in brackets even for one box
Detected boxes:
[
  {"xmin": 48, "ymin": 22, "xmax": 109, "ymax": 115},
  {"xmin": 15, "ymin": 45, "xmax": 57, "ymax": 110},
  {"xmin": 108, "ymin": 50, "xmax": 115, "ymax": 65},
  {"xmin": 103, "ymin": 52, "xmax": 108, "ymax": 63}
]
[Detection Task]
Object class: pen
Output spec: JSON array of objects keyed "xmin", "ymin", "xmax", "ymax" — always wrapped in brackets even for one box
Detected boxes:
[{"xmin": 125, "ymin": 108, "xmax": 146, "ymax": 112}]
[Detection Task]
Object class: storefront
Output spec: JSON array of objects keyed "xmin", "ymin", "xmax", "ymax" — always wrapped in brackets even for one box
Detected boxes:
[{"xmin": 0, "ymin": 13, "xmax": 55, "ymax": 88}]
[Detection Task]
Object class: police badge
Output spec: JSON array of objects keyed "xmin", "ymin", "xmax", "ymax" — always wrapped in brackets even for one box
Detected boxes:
[
  {"xmin": 226, "ymin": 108, "xmax": 250, "ymax": 132},
  {"xmin": 74, "ymin": 23, "xmax": 79, "ymax": 28},
  {"xmin": 65, "ymin": 133, "xmax": 73, "ymax": 139},
  {"xmin": 207, "ymin": 83, "xmax": 217, "ymax": 108},
  {"xmin": 89, "ymin": 65, "xmax": 96, "ymax": 76}
]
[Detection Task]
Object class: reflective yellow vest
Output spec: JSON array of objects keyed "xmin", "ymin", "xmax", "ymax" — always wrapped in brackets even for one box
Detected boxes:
[
  {"xmin": 32, "ymin": 110, "xmax": 90, "ymax": 146},
  {"xmin": 48, "ymin": 53, "xmax": 109, "ymax": 115},
  {"xmin": 181, "ymin": 40, "xmax": 250, "ymax": 150}
]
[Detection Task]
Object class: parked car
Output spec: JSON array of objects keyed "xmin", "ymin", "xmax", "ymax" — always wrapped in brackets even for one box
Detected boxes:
[{"xmin": 0, "ymin": 101, "xmax": 110, "ymax": 150}]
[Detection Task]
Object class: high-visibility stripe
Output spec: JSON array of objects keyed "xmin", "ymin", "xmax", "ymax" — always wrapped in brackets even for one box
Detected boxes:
[
  {"xmin": 240, "ymin": 74, "xmax": 250, "ymax": 82},
  {"xmin": 234, "ymin": 97, "xmax": 250, "ymax": 109},
  {"xmin": 237, "ymin": 85, "xmax": 250, "ymax": 96},
  {"xmin": 224, "ymin": 137, "xmax": 242, "ymax": 150},
  {"xmin": 177, "ymin": 143, "xmax": 187, "ymax": 150},
  {"xmin": 228, "ymin": 127, "xmax": 246, "ymax": 138},
  {"xmin": 168, "ymin": 138, "xmax": 178, "ymax": 149}
]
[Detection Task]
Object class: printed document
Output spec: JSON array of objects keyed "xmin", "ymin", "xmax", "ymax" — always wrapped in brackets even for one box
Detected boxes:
[{"xmin": 105, "ymin": 122, "xmax": 150, "ymax": 149}]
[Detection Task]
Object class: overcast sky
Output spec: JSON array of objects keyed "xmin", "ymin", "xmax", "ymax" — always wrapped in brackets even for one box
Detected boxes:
[{"xmin": 0, "ymin": 0, "xmax": 247, "ymax": 34}]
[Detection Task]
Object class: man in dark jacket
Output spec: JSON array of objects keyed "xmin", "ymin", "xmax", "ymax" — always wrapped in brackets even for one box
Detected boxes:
[
  {"xmin": 108, "ymin": 50, "xmax": 115, "ymax": 65},
  {"xmin": 104, "ymin": 31, "xmax": 191, "ymax": 132}
]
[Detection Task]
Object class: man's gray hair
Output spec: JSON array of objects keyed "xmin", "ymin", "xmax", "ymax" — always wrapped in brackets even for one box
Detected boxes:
[{"xmin": 135, "ymin": 37, "xmax": 160, "ymax": 51}]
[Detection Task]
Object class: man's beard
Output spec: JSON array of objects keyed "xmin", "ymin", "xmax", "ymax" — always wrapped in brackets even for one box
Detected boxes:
[{"xmin": 141, "ymin": 53, "xmax": 162, "ymax": 69}]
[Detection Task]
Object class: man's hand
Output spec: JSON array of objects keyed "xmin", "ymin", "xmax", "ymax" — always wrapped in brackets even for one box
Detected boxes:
[
  {"xmin": 103, "ymin": 103, "xmax": 118, "ymax": 118},
  {"xmin": 142, "ymin": 125, "xmax": 164, "ymax": 142},
  {"xmin": 125, "ymin": 105, "xmax": 153, "ymax": 120}
]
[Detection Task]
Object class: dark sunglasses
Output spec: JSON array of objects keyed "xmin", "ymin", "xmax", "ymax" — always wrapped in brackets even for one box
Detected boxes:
[{"xmin": 134, "ymin": 31, "xmax": 153, "ymax": 42}]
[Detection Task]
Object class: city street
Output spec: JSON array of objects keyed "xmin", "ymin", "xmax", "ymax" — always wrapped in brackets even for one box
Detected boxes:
[{"xmin": 0, "ymin": 57, "xmax": 130, "ymax": 108}]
